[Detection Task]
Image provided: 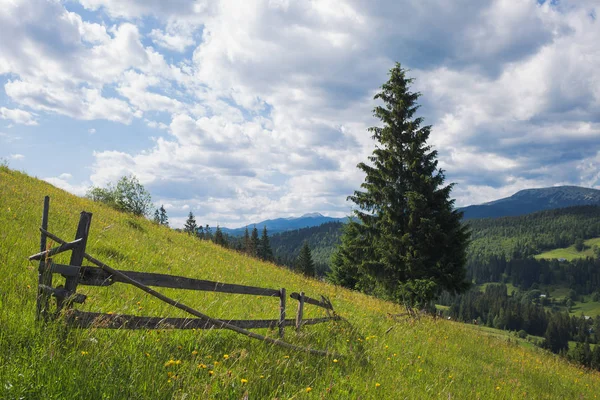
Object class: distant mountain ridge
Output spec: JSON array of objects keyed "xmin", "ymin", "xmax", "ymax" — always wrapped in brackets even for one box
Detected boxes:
[
  {"xmin": 221, "ymin": 213, "xmax": 348, "ymax": 236},
  {"xmin": 458, "ymin": 186, "xmax": 600, "ymax": 220}
]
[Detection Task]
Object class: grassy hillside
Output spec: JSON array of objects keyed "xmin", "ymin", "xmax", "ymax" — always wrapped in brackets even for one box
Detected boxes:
[
  {"xmin": 1, "ymin": 166, "xmax": 600, "ymax": 399},
  {"xmin": 535, "ymin": 237, "xmax": 600, "ymax": 261}
]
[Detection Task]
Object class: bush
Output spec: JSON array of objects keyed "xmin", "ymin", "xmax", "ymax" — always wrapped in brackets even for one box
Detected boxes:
[{"xmin": 87, "ymin": 175, "xmax": 152, "ymax": 217}]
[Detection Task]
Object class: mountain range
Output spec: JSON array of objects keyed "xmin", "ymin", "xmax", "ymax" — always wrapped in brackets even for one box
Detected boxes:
[{"xmin": 223, "ymin": 186, "xmax": 600, "ymax": 236}]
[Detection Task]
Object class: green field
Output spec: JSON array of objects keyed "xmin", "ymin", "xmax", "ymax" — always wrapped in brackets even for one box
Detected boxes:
[
  {"xmin": 535, "ymin": 237, "xmax": 600, "ymax": 261},
  {"xmin": 2, "ymin": 166, "xmax": 600, "ymax": 399}
]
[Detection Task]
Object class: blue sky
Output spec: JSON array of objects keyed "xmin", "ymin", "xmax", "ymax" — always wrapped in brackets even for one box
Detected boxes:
[{"xmin": 1, "ymin": 0, "xmax": 599, "ymax": 228}]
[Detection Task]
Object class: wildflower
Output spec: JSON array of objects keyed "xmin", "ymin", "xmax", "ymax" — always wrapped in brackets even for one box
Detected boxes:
[
  {"xmin": 81, "ymin": 351, "xmax": 88, "ymax": 356},
  {"xmin": 198, "ymin": 364, "xmax": 207, "ymax": 369},
  {"xmin": 333, "ymin": 359, "xmax": 338, "ymax": 363},
  {"xmin": 192, "ymin": 350, "xmax": 198, "ymax": 356},
  {"xmin": 209, "ymin": 370, "xmax": 214, "ymax": 376},
  {"xmin": 145, "ymin": 353, "xmax": 150, "ymax": 357},
  {"xmin": 223, "ymin": 354, "xmax": 229, "ymax": 360},
  {"xmin": 283, "ymin": 355, "xmax": 290, "ymax": 359},
  {"xmin": 306, "ymin": 387, "xmax": 312, "ymax": 393},
  {"xmin": 241, "ymin": 378, "xmax": 248, "ymax": 384},
  {"xmin": 175, "ymin": 360, "xmax": 181, "ymax": 365},
  {"xmin": 375, "ymin": 383, "xmax": 381, "ymax": 387},
  {"xmin": 260, "ymin": 375, "xmax": 265, "ymax": 379}
]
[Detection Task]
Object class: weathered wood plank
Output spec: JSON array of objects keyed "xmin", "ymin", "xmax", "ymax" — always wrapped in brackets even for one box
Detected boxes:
[
  {"xmin": 36, "ymin": 196, "xmax": 51, "ymax": 322},
  {"xmin": 39, "ymin": 284, "xmax": 87, "ymax": 304},
  {"xmin": 75, "ymin": 265, "xmax": 281, "ymax": 296},
  {"xmin": 279, "ymin": 288, "xmax": 286, "ymax": 338},
  {"xmin": 290, "ymin": 292, "xmax": 333, "ymax": 310},
  {"xmin": 296, "ymin": 291, "xmax": 304, "ymax": 332},
  {"xmin": 58, "ymin": 212, "xmax": 91, "ymax": 312},
  {"xmin": 28, "ymin": 238, "xmax": 83, "ymax": 261},
  {"xmin": 38, "ymin": 262, "xmax": 80, "ymax": 277},
  {"xmin": 65, "ymin": 310, "xmax": 335, "ymax": 330}
]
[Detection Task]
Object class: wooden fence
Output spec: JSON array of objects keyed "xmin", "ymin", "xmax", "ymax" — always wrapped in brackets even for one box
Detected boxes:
[{"xmin": 30, "ymin": 196, "xmax": 338, "ymax": 341}]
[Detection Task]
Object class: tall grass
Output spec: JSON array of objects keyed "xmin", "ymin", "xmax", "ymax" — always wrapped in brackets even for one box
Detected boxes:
[{"xmin": 1, "ymin": 166, "xmax": 600, "ymax": 399}]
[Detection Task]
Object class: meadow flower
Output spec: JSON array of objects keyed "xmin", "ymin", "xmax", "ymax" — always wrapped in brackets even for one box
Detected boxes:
[
  {"xmin": 192, "ymin": 350, "xmax": 198, "ymax": 355},
  {"xmin": 375, "ymin": 383, "xmax": 381, "ymax": 387},
  {"xmin": 209, "ymin": 370, "xmax": 214, "ymax": 376},
  {"xmin": 223, "ymin": 354, "xmax": 229, "ymax": 360},
  {"xmin": 306, "ymin": 387, "xmax": 312, "ymax": 393},
  {"xmin": 333, "ymin": 359, "xmax": 338, "ymax": 363},
  {"xmin": 241, "ymin": 378, "xmax": 248, "ymax": 384},
  {"xmin": 81, "ymin": 351, "xmax": 88, "ymax": 355}
]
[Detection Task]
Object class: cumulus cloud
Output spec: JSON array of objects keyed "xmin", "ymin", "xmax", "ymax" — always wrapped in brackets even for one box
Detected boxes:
[
  {"xmin": 0, "ymin": 107, "xmax": 37, "ymax": 125},
  {"xmin": 2, "ymin": 0, "xmax": 600, "ymax": 226}
]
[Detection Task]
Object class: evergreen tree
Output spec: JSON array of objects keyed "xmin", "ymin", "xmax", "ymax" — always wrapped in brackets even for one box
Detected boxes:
[
  {"xmin": 184, "ymin": 212, "xmax": 197, "ymax": 235},
  {"xmin": 243, "ymin": 226, "xmax": 251, "ymax": 254},
  {"xmin": 297, "ymin": 241, "xmax": 316, "ymax": 277},
  {"xmin": 153, "ymin": 209, "xmax": 160, "ymax": 224},
  {"xmin": 259, "ymin": 226, "xmax": 273, "ymax": 261},
  {"xmin": 204, "ymin": 224, "xmax": 212, "ymax": 240},
  {"xmin": 196, "ymin": 225, "xmax": 204, "ymax": 240},
  {"xmin": 334, "ymin": 63, "xmax": 470, "ymax": 306},
  {"xmin": 249, "ymin": 226, "xmax": 259, "ymax": 257},
  {"xmin": 214, "ymin": 226, "xmax": 228, "ymax": 248},
  {"xmin": 159, "ymin": 205, "xmax": 169, "ymax": 226}
]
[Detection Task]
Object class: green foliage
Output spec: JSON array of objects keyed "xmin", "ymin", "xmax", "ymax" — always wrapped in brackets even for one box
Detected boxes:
[
  {"xmin": 336, "ymin": 63, "xmax": 470, "ymax": 306},
  {"xmin": 296, "ymin": 242, "xmax": 316, "ymax": 277},
  {"xmin": 249, "ymin": 226, "xmax": 259, "ymax": 257},
  {"xmin": 86, "ymin": 175, "xmax": 152, "ymax": 217},
  {"xmin": 213, "ymin": 226, "xmax": 228, "ymax": 248},
  {"xmin": 183, "ymin": 211, "xmax": 197, "ymax": 235},
  {"xmin": 1, "ymin": 167, "xmax": 600, "ymax": 398},
  {"xmin": 159, "ymin": 205, "xmax": 168, "ymax": 226},
  {"xmin": 258, "ymin": 226, "xmax": 273, "ymax": 262}
]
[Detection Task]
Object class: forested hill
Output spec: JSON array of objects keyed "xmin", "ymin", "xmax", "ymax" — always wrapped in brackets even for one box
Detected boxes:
[
  {"xmin": 467, "ymin": 205, "xmax": 600, "ymax": 260},
  {"xmin": 458, "ymin": 185, "xmax": 600, "ymax": 220},
  {"xmin": 271, "ymin": 205, "xmax": 600, "ymax": 276},
  {"xmin": 269, "ymin": 221, "xmax": 344, "ymax": 276}
]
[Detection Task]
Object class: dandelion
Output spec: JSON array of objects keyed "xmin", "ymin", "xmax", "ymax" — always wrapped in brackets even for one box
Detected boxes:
[
  {"xmin": 333, "ymin": 359, "xmax": 338, "ymax": 363},
  {"xmin": 283, "ymin": 355, "xmax": 290, "ymax": 359},
  {"xmin": 81, "ymin": 351, "xmax": 88, "ymax": 356},
  {"xmin": 260, "ymin": 375, "xmax": 265, "ymax": 379},
  {"xmin": 198, "ymin": 364, "xmax": 207, "ymax": 369},
  {"xmin": 306, "ymin": 387, "xmax": 312, "ymax": 393},
  {"xmin": 209, "ymin": 370, "xmax": 214, "ymax": 376},
  {"xmin": 375, "ymin": 383, "xmax": 381, "ymax": 387},
  {"xmin": 192, "ymin": 350, "xmax": 198, "ymax": 356},
  {"xmin": 241, "ymin": 378, "xmax": 248, "ymax": 384},
  {"xmin": 223, "ymin": 354, "xmax": 229, "ymax": 360}
]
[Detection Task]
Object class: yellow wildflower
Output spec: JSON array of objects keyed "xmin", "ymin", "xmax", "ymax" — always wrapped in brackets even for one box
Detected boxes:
[
  {"xmin": 223, "ymin": 354, "xmax": 229, "ymax": 360},
  {"xmin": 375, "ymin": 383, "xmax": 381, "ymax": 387},
  {"xmin": 333, "ymin": 359, "xmax": 338, "ymax": 363},
  {"xmin": 306, "ymin": 387, "xmax": 312, "ymax": 393},
  {"xmin": 241, "ymin": 378, "xmax": 248, "ymax": 384}
]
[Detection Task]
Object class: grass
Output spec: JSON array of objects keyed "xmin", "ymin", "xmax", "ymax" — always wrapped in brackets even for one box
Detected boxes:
[
  {"xmin": 535, "ymin": 237, "xmax": 600, "ymax": 261},
  {"xmin": 1, "ymin": 166, "xmax": 600, "ymax": 399}
]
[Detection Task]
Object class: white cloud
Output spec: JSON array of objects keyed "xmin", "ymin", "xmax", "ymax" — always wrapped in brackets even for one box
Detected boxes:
[
  {"xmin": 43, "ymin": 176, "xmax": 88, "ymax": 196},
  {"xmin": 0, "ymin": 107, "xmax": 37, "ymax": 125},
  {"xmin": 10, "ymin": 154, "xmax": 24, "ymax": 160},
  {"xmin": 88, "ymin": 128, "xmax": 96, "ymax": 134}
]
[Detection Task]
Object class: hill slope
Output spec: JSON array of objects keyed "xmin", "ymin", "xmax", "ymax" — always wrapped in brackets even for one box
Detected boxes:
[
  {"xmin": 1, "ymin": 166, "xmax": 599, "ymax": 399},
  {"xmin": 459, "ymin": 185, "xmax": 600, "ymax": 220}
]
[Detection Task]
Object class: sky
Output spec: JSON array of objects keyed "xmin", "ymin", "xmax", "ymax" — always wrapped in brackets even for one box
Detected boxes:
[{"xmin": 1, "ymin": 0, "xmax": 599, "ymax": 228}]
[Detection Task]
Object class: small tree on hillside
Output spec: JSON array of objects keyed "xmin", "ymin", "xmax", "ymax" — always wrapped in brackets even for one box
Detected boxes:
[
  {"xmin": 249, "ymin": 226, "xmax": 260, "ymax": 257},
  {"xmin": 184, "ymin": 212, "xmax": 197, "ymax": 235},
  {"xmin": 259, "ymin": 226, "xmax": 273, "ymax": 261},
  {"xmin": 296, "ymin": 242, "xmax": 316, "ymax": 277},
  {"xmin": 159, "ymin": 205, "xmax": 169, "ymax": 226},
  {"xmin": 153, "ymin": 209, "xmax": 160, "ymax": 224},
  {"xmin": 331, "ymin": 63, "xmax": 470, "ymax": 307},
  {"xmin": 114, "ymin": 175, "xmax": 152, "ymax": 216},
  {"xmin": 243, "ymin": 227, "xmax": 251, "ymax": 254},
  {"xmin": 214, "ymin": 226, "xmax": 228, "ymax": 248}
]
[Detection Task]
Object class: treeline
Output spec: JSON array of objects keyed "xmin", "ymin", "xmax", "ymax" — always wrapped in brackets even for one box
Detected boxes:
[
  {"xmin": 467, "ymin": 205, "xmax": 600, "ymax": 260},
  {"xmin": 269, "ymin": 222, "xmax": 344, "ymax": 276}
]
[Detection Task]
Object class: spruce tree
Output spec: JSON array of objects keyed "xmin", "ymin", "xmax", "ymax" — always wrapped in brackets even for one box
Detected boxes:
[
  {"xmin": 243, "ymin": 226, "xmax": 251, "ymax": 254},
  {"xmin": 159, "ymin": 205, "xmax": 169, "ymax": 226},
  {"xmin": 153, "ymin": 209, "xmax": 160, "ymax": 224},
  {"xmin": 214, "ymin": 226, "xmax": 228, "ymax": 247},
  {"xmin": 333, "ymin": 63, "xmax": 470, "ymax": 306},
  {"xmin": 183, "ymin": 212, "xmax": 197, "ymax": 235},
  {"xmin": 249, "ymin": 226, "xmax": 259, "ymax": 257},
  {"xmin": 296, "ymin": 241, "xmax": 316, "ymax": 277},
  {"xmin": 259, "ymin": 226, "xmax": 273, "ymax": 261}
]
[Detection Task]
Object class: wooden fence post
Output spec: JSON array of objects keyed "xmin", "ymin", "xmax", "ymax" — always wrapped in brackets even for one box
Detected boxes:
[
  {"xmin": 57, "ymin": 211, "xmax": 92, "ymax": 313},
  {"xmin": 279, "ymin": 287, "xmax": 286, "ymax": 338},
  {"xmin": 295, "ymin": 291, "xmax": 304, "ymax": 333},
  {"xmin": 36, "ymin": 196, "xmax": 51, "ymax": 322}
]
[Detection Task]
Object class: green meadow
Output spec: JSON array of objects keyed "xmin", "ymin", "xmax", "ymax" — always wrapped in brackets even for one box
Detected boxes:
[
  {"xmin": 2, "ymin": 165, "xmax": 600, "ymax": 399},
  {"xmin": 535, "ymin": 237, "xmax": 600, "ymax": 261}
]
